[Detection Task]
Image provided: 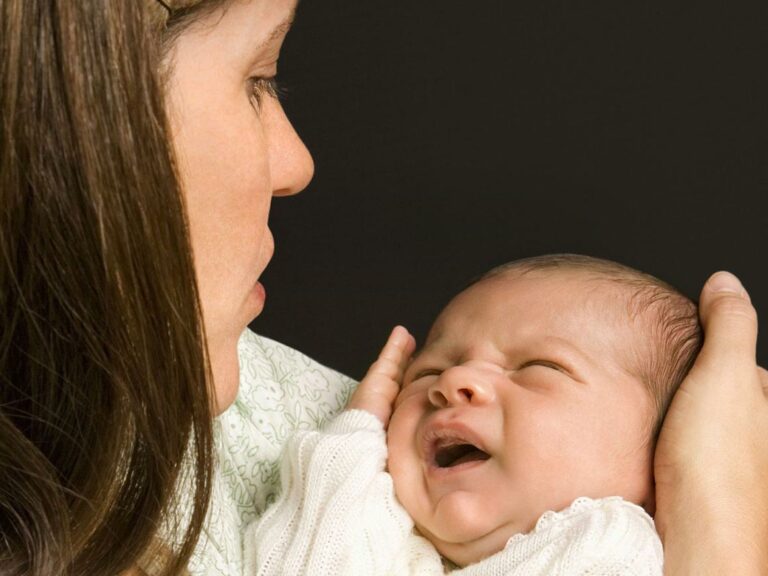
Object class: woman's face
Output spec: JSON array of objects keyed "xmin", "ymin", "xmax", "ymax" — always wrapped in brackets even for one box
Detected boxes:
[{"xmin": 167, "ymin": 0, "xmax": 312, "ymax": 412}]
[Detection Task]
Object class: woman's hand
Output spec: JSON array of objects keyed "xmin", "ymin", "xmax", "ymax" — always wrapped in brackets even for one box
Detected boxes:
[
  {"xmin": 655, "ymin": 271, "xmax": 768, "ymax": 576},
  {"xmin": 347, "ymin": 326, "xmax": 416, "ymax": 427}
]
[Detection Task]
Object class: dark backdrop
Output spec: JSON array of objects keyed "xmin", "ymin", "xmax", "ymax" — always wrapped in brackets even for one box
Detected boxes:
[{"xmin": 251, "ymin": 1, "xmax": 768, "ymax": 379}]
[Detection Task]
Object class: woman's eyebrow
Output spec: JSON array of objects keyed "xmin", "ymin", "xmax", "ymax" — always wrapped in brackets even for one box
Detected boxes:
[{"xmin": 257, "ymin": 10, "xmax": 297, "ymax": 49}]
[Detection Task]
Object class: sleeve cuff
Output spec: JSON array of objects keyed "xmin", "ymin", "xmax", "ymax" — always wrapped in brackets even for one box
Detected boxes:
[{"xmin": 324, "ymin": 409, "xmax": 385, "ymax": 435}]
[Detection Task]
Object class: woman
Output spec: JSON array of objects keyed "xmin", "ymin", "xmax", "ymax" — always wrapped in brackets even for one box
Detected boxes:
[{"xmin": 0, "ymin": 0, "xmax": 765, "ymax": 575}]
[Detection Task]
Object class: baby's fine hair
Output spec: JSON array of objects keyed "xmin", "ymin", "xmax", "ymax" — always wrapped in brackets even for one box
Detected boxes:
[{"xmin": 481, "ymin": 254, "xmax": 703, "ymax": 438}]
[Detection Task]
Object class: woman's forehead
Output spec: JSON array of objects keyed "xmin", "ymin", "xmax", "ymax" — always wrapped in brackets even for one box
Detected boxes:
[
  {"xmin": 169, "ymin": 0, "xmax": 298, "ymax": 77},
  {"xmin": 183, "ymin": 0, "xmax": 298, "ymax": 43}
]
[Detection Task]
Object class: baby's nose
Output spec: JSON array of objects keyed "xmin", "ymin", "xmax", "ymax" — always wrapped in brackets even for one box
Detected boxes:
[{"xmin": 427, "ymin": 367, "xmax": 495, "ymax": 408}]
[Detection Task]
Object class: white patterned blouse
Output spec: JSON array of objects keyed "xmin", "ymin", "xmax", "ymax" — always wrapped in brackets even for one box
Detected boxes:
[{"xmin": 187, "ymin": 329, "xmax": 356, "ymax": 576}]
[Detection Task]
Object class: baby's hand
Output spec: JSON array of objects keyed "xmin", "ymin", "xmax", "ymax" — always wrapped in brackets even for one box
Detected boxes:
[{"xmin": 347, "ymin": 326, "xmax": 416, "ymax": 428}]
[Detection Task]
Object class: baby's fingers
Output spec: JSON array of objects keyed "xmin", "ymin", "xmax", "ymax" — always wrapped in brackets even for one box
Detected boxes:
[
  {"xmin": 364, "ymin": 325, "xmax": 416, "ymax": 383},
  {"xmin": 348, "ymin": 326, "xmax": 416, "ymax": 426}
]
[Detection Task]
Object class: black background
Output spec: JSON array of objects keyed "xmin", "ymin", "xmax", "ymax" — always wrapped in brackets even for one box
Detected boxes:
[{"xmin": 252, "ymin": 1, "xmax": 768, "ymax": 379}]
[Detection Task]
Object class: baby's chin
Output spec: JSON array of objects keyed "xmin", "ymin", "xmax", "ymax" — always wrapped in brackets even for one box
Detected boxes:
[{"xmin": 416, "ymin": 520, "xmax": 520, "ymax": 567}]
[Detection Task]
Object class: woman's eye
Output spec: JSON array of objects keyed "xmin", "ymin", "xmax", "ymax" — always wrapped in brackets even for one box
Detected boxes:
[{"xmin": 249, "ymin": 76, "xmax": 283, "ymax": 110}]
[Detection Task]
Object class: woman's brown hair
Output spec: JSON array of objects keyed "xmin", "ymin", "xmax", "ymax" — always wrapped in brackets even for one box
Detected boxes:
[{"xmin": 1, "ymin": 1, "xmax": 226, "ymax": 574}]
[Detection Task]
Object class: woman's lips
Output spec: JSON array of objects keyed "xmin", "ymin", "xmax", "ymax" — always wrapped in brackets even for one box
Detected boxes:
[
  {"xmin": 251, "ymin": 280, "xmax": 266, "ymax": 303},
  {"xmin": 255, "ymin": 228, "xmax": 275, "ymax": 277},
  {"xmin": 248, "ymin": 229, "xmax": 274, "ymax": 304}
]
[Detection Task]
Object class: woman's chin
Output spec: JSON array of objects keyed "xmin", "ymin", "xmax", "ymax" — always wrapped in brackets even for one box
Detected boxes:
[
  {"xmin": 211, "ymin": 354, "xmax": 240, "ymax": 416},
  {"xmin": 209, "ymin": 345, "xmax": 241, "ymax": 415},
  {"xmin": 206, "ymin": 283, "xmax": 267, "ymax": 414}
]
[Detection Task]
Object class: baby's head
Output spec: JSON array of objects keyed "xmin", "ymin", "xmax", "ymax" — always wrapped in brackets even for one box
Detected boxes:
[{"xmin": 387, "ymin": 254, "xmax": 701, "ymax": 566}]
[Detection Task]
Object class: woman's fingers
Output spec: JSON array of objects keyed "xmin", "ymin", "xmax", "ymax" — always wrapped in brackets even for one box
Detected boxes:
[
  {"xmin": 681, "ymin": 270, "xmax": 763, "ymax": 414},
  {"xmin": 654, "ymin": 271, "xmax": 768, "ymax": 574},
  {"xmin": 696, "ymin": 271, "xmax": 758, "ymax": 369}
]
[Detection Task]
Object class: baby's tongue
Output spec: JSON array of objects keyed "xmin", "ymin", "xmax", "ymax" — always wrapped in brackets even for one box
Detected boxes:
[{"xmin": 438, "ymin": 444, "xmax": 490, "ymax": 467}]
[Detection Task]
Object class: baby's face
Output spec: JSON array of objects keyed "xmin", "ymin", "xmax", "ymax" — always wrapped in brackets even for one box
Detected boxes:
[{"xmin": 387, "ymin": 271, "xmax": 654, "ymax": 566}]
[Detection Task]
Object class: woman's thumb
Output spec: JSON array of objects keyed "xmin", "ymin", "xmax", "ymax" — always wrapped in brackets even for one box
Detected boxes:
[{"xmin": 697, "ymin": 271, "xmax": 758, "ymax": 369}]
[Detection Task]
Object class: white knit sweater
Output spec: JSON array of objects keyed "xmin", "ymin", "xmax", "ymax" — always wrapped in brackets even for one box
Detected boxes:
[{"xmin": 244, "ymin": 410, "xmax": 663, "ymax": 576}]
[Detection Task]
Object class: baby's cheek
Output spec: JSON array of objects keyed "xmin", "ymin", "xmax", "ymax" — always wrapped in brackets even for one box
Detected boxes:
[
  {"xmin": 386, "ymin": 420, "xmax": 413, "ymax": 487},
  {"xmin": 386, "ymin": 396, "xmax": 428, "ymax": 488},
  {"xmin": 387, "ymin": 451, "xmax": 427, "ymax": 530},
  {"xmin": 386, "ymin": 418, "xmax": 406, "ymax": 473}
]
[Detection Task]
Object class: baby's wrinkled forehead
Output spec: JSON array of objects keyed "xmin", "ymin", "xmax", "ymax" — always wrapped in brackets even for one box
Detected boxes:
[
  {"xmin": 435, "ymin": 269, "xmax": 634, "ymax": 335},
  {"xmin": 413, "ymin": 268, "xmax": 665, "ymax": 384}
]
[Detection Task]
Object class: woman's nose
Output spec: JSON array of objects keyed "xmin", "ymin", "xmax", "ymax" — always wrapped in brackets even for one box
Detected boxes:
[
  {"xmin": 427, "ymin": 367, "xmax": 495, "ymax": 409},
  {"xmin": 265, "ymin": 100, "xmax": 314, "ymax": 197}
]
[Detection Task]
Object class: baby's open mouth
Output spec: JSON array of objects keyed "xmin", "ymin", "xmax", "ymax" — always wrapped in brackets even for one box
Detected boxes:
[{"xmin": 433, "ymin": 440, "xmax": 490, "ymax": 468}]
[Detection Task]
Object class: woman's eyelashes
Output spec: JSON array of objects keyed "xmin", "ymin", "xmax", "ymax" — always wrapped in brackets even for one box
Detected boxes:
[{"xmin": 249, "ymin": 76, "xmax": 284, "ymax": 110}]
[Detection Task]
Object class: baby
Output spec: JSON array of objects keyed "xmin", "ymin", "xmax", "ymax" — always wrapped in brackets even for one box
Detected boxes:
[{"xmin": 245, "ymin": 254, "xmax": 702, "ymax": 575}]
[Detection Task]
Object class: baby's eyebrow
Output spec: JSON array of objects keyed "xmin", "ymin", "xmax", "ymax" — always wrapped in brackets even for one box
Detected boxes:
[
  {"xmin": 531, "ymin": 338, "xmax": 592, "ymax": 382},
  {"xmin": 407, "ymin": 348, "xmax": 437, "ymax": 367},
  {"xmin": 401, "ymin": 352, "xmax": 432, "ymax": 382}
]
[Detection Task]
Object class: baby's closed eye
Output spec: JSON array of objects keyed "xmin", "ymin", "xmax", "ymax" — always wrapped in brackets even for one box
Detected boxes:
[
  {"xmin": 517, "ymin": 360, "xmax": 566, "ymax": 373},
  {"xmin": 412, "ymin": 368, "xmax": 442, "ymax": 380}
]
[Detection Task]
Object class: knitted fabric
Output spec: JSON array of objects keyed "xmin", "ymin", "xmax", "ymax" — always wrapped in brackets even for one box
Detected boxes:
[{"xmin": 244, "ymin": 410, "xmax": 663, "ymax": 575}]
